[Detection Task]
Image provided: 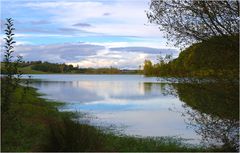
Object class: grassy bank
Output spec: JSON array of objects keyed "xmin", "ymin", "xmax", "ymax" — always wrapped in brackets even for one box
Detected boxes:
[
  {"xmin": 18, "ymin": 65, "xmax": 48, "ymax": 74},
  {"xmin": 2, "ymin": 82, "xmax": 209, "ymax": 152}
]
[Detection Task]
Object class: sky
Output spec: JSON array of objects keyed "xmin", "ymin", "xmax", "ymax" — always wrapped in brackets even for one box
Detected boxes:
[{"xmin": 1, "ymin": 0, "xmax": 179, "ymax": 69}]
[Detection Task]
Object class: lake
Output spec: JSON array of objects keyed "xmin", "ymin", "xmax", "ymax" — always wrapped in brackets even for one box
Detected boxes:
[{"xmin": 23, "ymin": 74, "xmax": 239, "ymax": 147}]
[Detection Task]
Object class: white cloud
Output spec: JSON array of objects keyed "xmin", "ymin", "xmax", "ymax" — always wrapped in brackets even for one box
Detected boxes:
[
  {"xmin": 67, "ymin": 50, "xmax": 152, "ymax": 69},
  {"xmin": 24, "ymin": 1, "xmax": 163, "ymax": 38},
  {"xmin": 14, "ymin": 33, "xmax": 63, "ymax": 38},
  {"xmin": 0, "ymin": 38, "xmax": 4, "ymax": 46},
  {"xmin": 14, "ymin": 42, "xmax": 105, "ymax": 63},
  {"xmin": 15, "ymin": 41, "xmax": 32, "ymax": 45},
  {"xmin": 85, "ymin": 40, "xmax": 178, "ymax": 50}
]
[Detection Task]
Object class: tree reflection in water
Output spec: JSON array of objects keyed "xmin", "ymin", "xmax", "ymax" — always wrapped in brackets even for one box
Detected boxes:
[
  {"xmin": 182, "ymin": 104, "xmax": 239, "ymax": 151},
  {"xmin": 149, "ymin": 82, "xmax": 239, "ymax": 151}
]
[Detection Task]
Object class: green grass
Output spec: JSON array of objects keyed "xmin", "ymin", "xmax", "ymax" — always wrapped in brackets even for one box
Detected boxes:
[
  {"xmin": 19, "ymin": 65, "xmax": 48, "ymax": 74},
  {"xmin": 1, "ymin": 82, "xmax": 210, "ymax": 152}
]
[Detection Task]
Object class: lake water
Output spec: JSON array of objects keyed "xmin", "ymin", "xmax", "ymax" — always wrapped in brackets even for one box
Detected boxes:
[{"xmin": 23, "ymin": 74, "xmax": 239, "ymax": 146}]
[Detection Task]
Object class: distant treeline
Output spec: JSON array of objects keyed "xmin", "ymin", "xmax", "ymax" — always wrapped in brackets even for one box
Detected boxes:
[
  {"xmin": 1, "ymin": 61, "xmax": 140, "ymax": 74},
  {"xmin": 20, "ymin": 61, "xmax": 76, "ymax": 73},
  {"xmin": 143, "ymin": 35, "xmax": 239, "ymax": 79}
]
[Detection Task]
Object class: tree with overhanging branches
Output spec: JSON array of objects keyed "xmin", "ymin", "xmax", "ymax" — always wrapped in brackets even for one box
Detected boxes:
[{"xmin": 146, "ymin": 0, "xmax": 239, "ymax": 47}]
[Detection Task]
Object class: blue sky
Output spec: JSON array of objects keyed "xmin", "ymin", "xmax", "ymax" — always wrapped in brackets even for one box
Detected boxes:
[{"xmin": 1, "ymin": 0, "xmax": 178, "ymax": 69}]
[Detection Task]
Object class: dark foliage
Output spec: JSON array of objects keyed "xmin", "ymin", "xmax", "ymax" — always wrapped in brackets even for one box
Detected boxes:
[
  {"xmin": 31, "ymin": 61, "xmax": 75, "ymax": 73},
  {"xmin": 143, "ymin": 35, "xmax": 239, "ymax": 80}
]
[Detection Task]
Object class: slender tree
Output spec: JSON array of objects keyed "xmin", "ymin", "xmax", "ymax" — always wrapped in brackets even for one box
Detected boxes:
[
  {"xmin": 2, "ymin": 18, "xmax": 22, "ymax": 112},
  {"xmin": 4, "ymin": 18, "xmax": 16, "ymax": 78}
]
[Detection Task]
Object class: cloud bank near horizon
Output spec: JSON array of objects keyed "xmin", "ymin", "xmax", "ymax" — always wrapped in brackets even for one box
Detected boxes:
[{"xmin": 14, "ymin": 42, "xmax": 178, "ymax": 69}]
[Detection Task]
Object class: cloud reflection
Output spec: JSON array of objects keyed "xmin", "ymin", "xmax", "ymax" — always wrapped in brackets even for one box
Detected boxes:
[{"xmin": 28, "ymin": 74, "xmax": 200, "ymax": 142}]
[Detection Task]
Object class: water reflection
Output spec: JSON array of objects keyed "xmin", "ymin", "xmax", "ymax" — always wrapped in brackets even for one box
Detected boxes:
[
  {"xmin": 183, "ymin": 106, "xmax": 239, "ymax": 151},
  {"xmin": 31, "ymin": 80, "xmax": 172, "ymax": 103},
  {"xmin": 165, "ymin": 83, "xmax": 239, "ymax": 151},
  {"xmin": 27, "ymin": 75, "xmax": 239, "ymax": 149}
]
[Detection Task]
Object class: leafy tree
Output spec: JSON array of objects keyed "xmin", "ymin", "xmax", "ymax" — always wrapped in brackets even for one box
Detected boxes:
[
  {"xmin": 147, "ymin": 0, "xmax": 239, "ymax": 46},
  {"xmin": 143, "ymin": 60, "xmax": 154, "ymax": 76}
]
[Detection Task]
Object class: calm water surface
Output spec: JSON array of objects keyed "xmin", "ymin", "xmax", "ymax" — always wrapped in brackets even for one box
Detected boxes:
[{"xmin": 23, "ymin": 74, "xmax": 239, "ymax": 146}]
